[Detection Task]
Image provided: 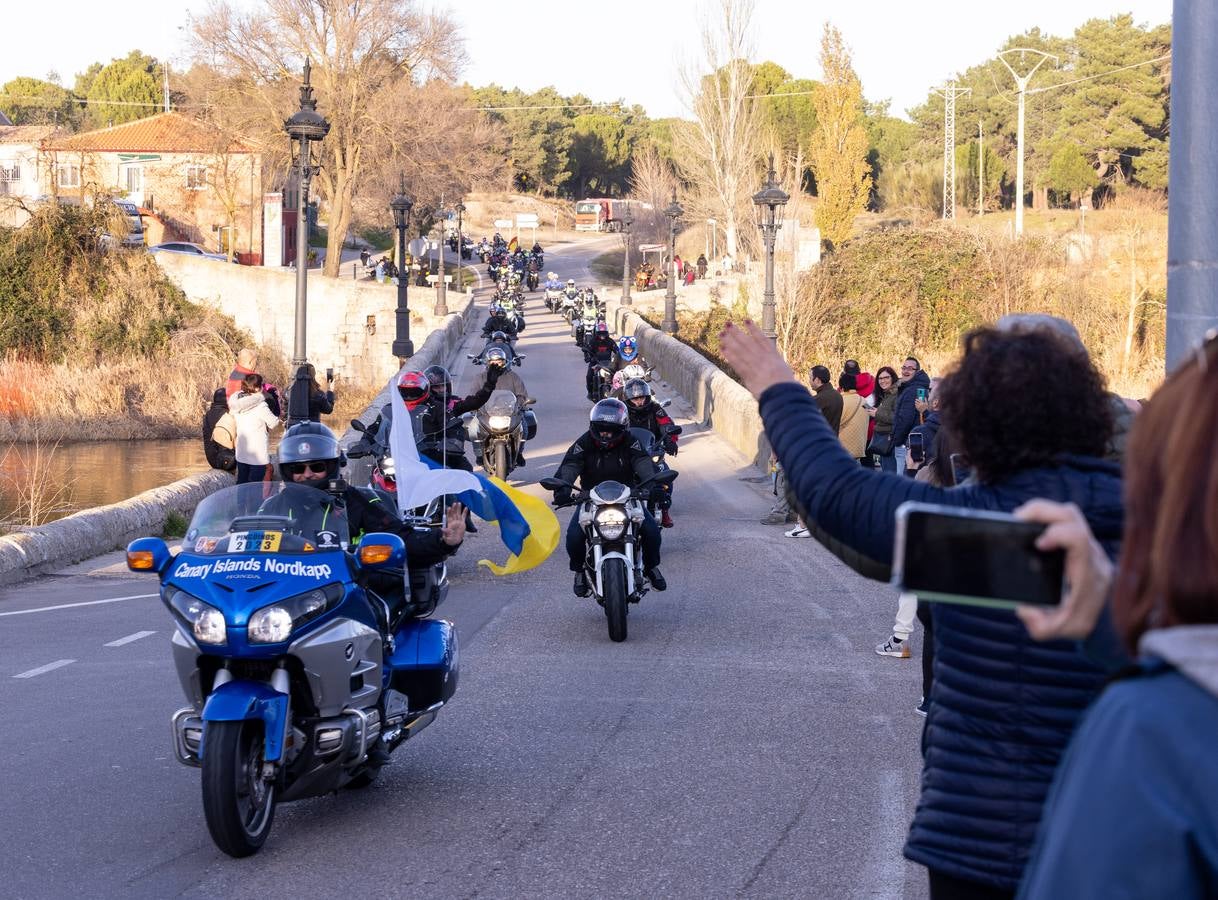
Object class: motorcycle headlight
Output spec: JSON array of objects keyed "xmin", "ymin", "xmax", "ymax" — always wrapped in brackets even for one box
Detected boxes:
[
  {"xmin": 164, "ymin": 588, "xmax": 227, "ymax": 645},
  {"xmin": 594, "ymin": 507, "xmax": 628, "ymax": 541},
  {"xmin": 248, "ymin": 585, "xmax": 342, "ymax": 644},
  {"xmin": 381, "ymin": 455, "xmax": 395, "ymax": 477},
  {"xmin": 488, "ymin": 415, "xmax": 512, "ymax": 431}
]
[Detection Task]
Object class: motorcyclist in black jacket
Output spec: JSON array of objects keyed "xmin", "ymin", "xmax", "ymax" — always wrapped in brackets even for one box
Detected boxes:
[
  {"xmin": 550, "ymin": 399, "xmax": 665, "ymax": 596},
  {"xmin": 583, "ymin": 322, "xmax": 618, "ymax": 401},
  {"xmin": 622, "ymin": 378, "xmax": 679, "ymax": 528},
  {"xmin": 270, "ymin": 423, "xmax": 465, "ymax": 622},
  {"xmin": 481, "ymin": 304, "xmax": 519, "ymax": 341},
  {"xmin": 398, "ymin": 367, "xmax": 500, "ymax": 472}
]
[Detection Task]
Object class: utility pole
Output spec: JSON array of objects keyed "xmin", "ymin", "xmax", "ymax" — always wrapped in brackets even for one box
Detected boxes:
[
  {"xmin": 162, "ymin": 63, "xmax": 170, "ymax": 113},
  {"xmin": 978, "ymin": 121, "xmax": 984, "ymax": 216},
  {"xmin": 997, "ymin": 49, "xmax": 1057, "ymax": 237},
  {"xmin": 934, "ymin": 82, "xmax": 970, "ymax": 220},
  {"xmin": 1165, "ymin": 0, "xmax": 1218, "ymax": 369}
]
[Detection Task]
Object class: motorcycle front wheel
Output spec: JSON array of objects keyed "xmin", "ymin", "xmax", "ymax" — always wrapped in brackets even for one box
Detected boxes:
[
  {"xmin": 489, "ymin": 441, "xmax": 510, "ymax": 481},
  {"xmin": 201, "ymin": 719, "xmax": 277, "ymax": 857},
  {"xmin": 602, "ymin": 558, "xmax": 628, "ymax": 642}
]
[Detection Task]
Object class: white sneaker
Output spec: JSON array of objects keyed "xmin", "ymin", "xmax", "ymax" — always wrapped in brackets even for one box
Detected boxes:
[
  {"xmin": 875, "ymin": 636, "xmax": 911, "ymax": 658},
  {"xmin": 784, "ymin": 525, "xmax": 811, "ymax": 538}
]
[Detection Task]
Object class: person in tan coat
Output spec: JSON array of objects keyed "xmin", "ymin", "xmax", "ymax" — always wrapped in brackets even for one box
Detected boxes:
[{"xmin": 837, "ymin": 373, "xmax": 869, "ymax": 463}]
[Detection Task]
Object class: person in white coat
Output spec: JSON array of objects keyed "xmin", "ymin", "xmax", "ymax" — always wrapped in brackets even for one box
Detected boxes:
[{"xmin": 229, "ymin": 373, "xmax": 282, "ymax": 484}]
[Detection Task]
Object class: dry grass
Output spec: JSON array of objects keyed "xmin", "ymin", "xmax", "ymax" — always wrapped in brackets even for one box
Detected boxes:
[
  {"xmin": 0, "ymin": 428, "xmax": 77, "ymax": 528},
  {"xmin": 325, "ymin": 379, "xmax": 386, "ymax": 433}
]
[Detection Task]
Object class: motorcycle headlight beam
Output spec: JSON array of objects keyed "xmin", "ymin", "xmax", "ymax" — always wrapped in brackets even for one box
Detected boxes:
[
  {"xmin": 164, "ymin": 588, "xmax": 228, "ymax": 645},
  {"xmin": 594, "ymin": 507, "xmax": 628, "ymax": 541},
  {"xmin": 487, "ymin": 415, "xmax": 512, "ymax": 431}
]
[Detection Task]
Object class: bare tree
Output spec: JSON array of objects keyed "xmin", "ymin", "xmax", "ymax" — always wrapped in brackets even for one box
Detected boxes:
[
  {"xmin": 627, "ymin": 145, "xmax": 678, "ymax": 247},
  {"xmin": 673, "ymin": 0, "xmax": 762, "ymax": 261},
  {"xmin": 192, "ymin": 0, "xmax": 467, "ymax": 276},
  {"xmin": 1111, "ymin": 188, "xmax": 1167, "ymax": 376}
]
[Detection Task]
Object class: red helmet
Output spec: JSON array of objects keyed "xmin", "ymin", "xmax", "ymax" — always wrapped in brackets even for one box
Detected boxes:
[{"xmin": 397, "ymin": 371, "xmax": 430, "ymax": 410}]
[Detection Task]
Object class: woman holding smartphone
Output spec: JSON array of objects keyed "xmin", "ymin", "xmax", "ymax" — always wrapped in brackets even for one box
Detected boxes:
[{"xmin": 721, "ymin": 318, "xmax": 1122, "ymax": 900}]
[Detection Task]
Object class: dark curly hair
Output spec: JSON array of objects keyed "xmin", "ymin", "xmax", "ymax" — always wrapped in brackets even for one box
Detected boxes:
[{"xmin": 937, "ymin": 327, "xmax": 1112, "ymax": 482}]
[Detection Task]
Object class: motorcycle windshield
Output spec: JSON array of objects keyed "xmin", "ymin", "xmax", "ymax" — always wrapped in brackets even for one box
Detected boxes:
[
  {"xmin": 481, "ymin": 389, "xmax": 519, "ymax": 420},
  {"xmin": 590, "ymin": 480, "xmax": 630, "ymax": 504},
  {"xmin": 183, "ymin": 483, "xmax": 351, "ymax": 555}
]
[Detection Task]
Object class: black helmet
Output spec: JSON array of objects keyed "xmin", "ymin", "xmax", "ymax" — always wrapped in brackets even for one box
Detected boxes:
[
  {"xmin": 423, "ymin": 365, "xmax": 452, "ymax": 402},
  {"xmin": 589, "ymin": 398, "xmax": 629, "ymax": 449},
  {"xmin": 277, "ymin": 422, "xmax": 343, "ymax": 481},
  {"xmin": 623, "ymin": 378, "xmax": 652, "ymax": 407},
  {"xmin": 490, "ymin": 330, "xmax": 509, "ymax": 344}
]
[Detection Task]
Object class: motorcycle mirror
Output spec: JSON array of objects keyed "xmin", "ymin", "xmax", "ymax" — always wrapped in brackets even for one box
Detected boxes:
[
  {"xmin": 350, "ymin": 418, "xmax": 368, "ymax": 432},
  {"xmin": 660, "ymin": 399, "xmax": 672, "ymax": 408},
  {"xmin": 539, "ymin": 476, "xmax": 572, "ymax": 492}
]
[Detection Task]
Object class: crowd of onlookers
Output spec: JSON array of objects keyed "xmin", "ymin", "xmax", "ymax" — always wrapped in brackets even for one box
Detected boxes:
[
  {"xmin": 724, "ymin": 312, "xmax": 1218, "ymax": 899},
  {"xmin": 201, "ymin": 348, "xmax": 337, "ymax": 483}
]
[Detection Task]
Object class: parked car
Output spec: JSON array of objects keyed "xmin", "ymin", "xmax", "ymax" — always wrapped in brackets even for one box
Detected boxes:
[{"xmin": 148, "ymin": 241, "xmax": 235, "ymax": 262}]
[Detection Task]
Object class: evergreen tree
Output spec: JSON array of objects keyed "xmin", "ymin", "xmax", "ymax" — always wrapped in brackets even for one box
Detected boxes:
[{"xmin": 0, "ymin": 77, "xmax": 80, "ymax": 127}]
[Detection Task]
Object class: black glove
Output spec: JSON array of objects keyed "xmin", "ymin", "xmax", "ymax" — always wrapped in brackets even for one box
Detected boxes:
[
  {"xmin": 664, "ymin": 439, "xmax": 678, "ymax": 456},
  {"xmin": 554, "ymin": 489, "xmax": 572, "ymax": 506},
  {"xmin": 485, "ymin": 365, "xmax": 501, "ymax": 385}
]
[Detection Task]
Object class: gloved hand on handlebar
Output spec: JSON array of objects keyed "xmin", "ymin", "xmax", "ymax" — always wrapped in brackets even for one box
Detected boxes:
[
  {"xmin": 663, "ymin": 439, "xmax": 678, "ymax": 456},
  {"xmin": 553, "ymin": 489, "xmax": 573, "ymax": 507}
]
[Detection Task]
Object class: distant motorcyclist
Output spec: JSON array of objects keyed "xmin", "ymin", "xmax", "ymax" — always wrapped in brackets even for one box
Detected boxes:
[
  {"xmin": 584, "ymin": 322, "xmax": 618, "ymax": 400},
  {"xmin": 623, "ymin": 378, "xmax": 678, "ymax": 528},
  {"xmin": 550, "ymin": 399, "xmax": 665, "ymax": 596},
  {"xmin": 532, "ymin": 242, "xmax": 543, "ymax": 256},
  {"xmin": 543, "ymin": 271, "xmax": 563, "ymax": 291},
  {"xmin": 478, "ymin": 347, "xmax": 532, "ymax": 467},
  {"xmin": 481, "ymin": 304, "xmax": 519, "ymax": 340},
  {"xmin": 269, "ymin": 422, "xmax": 465, "ymax": 626}
]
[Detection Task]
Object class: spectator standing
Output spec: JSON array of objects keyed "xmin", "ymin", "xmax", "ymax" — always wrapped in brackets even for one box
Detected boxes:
[
  {"xmin": 761, "ymin": 452, "xmax": 796, "ymax": 526},
  {"xmin": 867, "ymin": 366, "xmax": 900, "ymax": 472},
  {"xmin": 696, "ymin": 253, "xmax": 708, "ymax": 279},
  {"xmin": 721, "ymin": 319, "xmax": 1122, "ymax": 900},
  {"xmin": 837, "ymin": 373, "xmax": 868, "ymax": 464},
  {"xmin": 892, "ymin": 357, "xmax": 930, "ymax": 473},
  {"xmin": 229, "ymin": 373, "xmax": 282, "ymax": 485},
  {"xmin": 809, "ymin": 365, "xmax": 843, "ymax": 432},
  {"xmin": 225, "ymin": 348, "xmax": 258, "ymax": 401},
  {"xmin": 202, "ymin": 387, "xmax": 236, "ymax": 472},
  {"xmin": 1016, "ymin": 331, "xmax": 1218, "ymax": 899},
  {"xmin": 287, "ymin": 363, "xmax": 335, "ymax": 423}
]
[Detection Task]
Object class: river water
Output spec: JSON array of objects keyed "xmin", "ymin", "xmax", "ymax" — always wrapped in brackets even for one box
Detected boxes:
[{"xmin": 0, "ymin": 439, "xmax": 210, "ymax": 530}]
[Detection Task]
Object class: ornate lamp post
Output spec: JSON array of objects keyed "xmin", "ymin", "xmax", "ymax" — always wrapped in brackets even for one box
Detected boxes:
[
  {"xmin": 434, "ymin": 197, "xmax": 448, "ymax": 316},
  {"xmin": 621, "ymin": 202, "xmax": 634, "ymax": 306},
  {"xmin": 454, "ymin": 200, "xmax": 466, "ymax": 294},
  {"xmin": 389, "ymin": 175, "xmax": 414, "ymax": 360},
  {"xmin": 753, "ymin": 154, "xmax": 789, "ymax": 344},
  {"xmin": 283, "ymin": 59, "xmax": 330, "ymax": 424},
  {"xmin": 662, "ymin": 191, "xmax": 682, "ymax": 335}
]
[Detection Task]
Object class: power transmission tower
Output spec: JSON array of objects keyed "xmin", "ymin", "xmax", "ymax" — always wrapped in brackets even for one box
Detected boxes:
[
  {"xmin": 934, "ymin": 82, "xmax": 970, "ymax": 220},
  {"xmin": 996, "ymin": 49, "xmax": 1057, "ymax": 237}
]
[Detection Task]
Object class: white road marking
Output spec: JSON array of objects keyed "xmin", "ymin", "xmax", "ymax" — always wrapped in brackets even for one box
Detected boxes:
[
  {"xmin": 13, "ymin": 659, "xmax": 76, "ymax": 679},
  {"xmin": 104, "ymin": 630, "xmax": 157, "ymax": 647},
  {"xmin": 0, "ymin": 593, "xmax": 157, "ymax": 618}
]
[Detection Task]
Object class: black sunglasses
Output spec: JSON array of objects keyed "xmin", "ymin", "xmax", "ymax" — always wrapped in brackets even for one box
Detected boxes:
[{"xmin": 286, "ymin": 462, "xmax": 329, "ymax": 476}]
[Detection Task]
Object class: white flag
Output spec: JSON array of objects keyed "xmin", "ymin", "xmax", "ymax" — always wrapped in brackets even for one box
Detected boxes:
[{"xmin": 388, "ymin": 377, "xmax": 484, "ymax": 518}]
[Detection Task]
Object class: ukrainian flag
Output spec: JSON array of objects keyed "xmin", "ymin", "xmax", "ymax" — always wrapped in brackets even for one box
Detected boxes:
[{"xmin": 387, "ymin": 387, "xmax": 559, "ymax": 575}]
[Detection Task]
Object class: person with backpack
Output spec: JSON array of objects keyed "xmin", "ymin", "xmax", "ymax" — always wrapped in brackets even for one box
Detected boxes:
[{"xmin": 203, "ymin": 387, "xmax": 236, "ymax": 472}]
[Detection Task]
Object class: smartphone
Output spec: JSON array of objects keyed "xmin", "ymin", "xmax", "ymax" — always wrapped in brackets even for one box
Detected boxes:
[
  {"xmin": 916, "ymin": 388, "xmax": 928, "ymax": 402},
  {"xmin": 892, "ymin": 501, "xmax": 1065, "ymax": 608},
  {"xmin": 948, "ymin": 453, "xmax": 968, "ymax": 487},
  {"xmin": 908, "ymin": 432, "xmax": 925, "ymax": 463},
  {"xmin": 325, "ymin": 367, "xmax": 334, "ymax": 382}
]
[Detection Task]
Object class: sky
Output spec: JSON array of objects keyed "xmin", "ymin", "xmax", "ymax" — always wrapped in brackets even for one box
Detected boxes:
[{"xmin": 2, "ymin": 0, "xmax": 1172, "ymax": 122}]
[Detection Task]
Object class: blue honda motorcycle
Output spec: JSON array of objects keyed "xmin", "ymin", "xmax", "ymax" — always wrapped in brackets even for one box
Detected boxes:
[{"xmin": 126, "ymin": 481, "xmax": 457, "ymax": 857}]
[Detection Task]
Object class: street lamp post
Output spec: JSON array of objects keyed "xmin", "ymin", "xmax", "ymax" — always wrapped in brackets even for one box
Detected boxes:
[
  {"xmin": 621, "ymin": 202, "xmax": 633, "ymax": 306},
  {"xmin": 434, "ymin": 198, "xmax": 448, "ymax": 317},
  {"xmin": 662, "ymin": 191, "xmax": 682, "ymax": 335},
  {"xmin": 390, "ymin": 175, "xmax": 414, "ymax": 361},
  {"xmin": 283, "ymin": 59, "xmax": 330, "ymax": 424},
  {"xmin": 753, "ymin": 154, "xmax": 789, "ymax": 345},
  {"xmin": 455, "ymin": 200, "xmax": 466, "ymax": 294}
]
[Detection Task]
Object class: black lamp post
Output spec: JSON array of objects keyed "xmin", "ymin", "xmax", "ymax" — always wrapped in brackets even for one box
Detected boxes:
[
  {"xmin": 454, "ymin": 200, "xmax": 466, "ymax": 294},
  {"xmin": 390, "ymin": 174, "xmax": 414, "ymax": 360},
  {"xmin": 662, "ymin": 191, "xmax": 682, "ymax": 335},
  {"xmin": 283, "ymin": 59, "xmax": 330, "ymax": 424},
  {"xmin": 434, "ymin": 199, "xmax": 448, "ymax": 316},
  {"xmin": 621, "ymin": 201, "xmax": 634, "ymax": 306},
  {"xmin": 753, "ymin": 154, "xmax": 789, "ymax": 344}
]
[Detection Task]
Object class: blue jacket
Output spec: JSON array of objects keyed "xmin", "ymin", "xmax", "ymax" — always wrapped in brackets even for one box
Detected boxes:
[
  {"xmin": 892, "ymin": 369, "xmax": 931, "ymax": 446},
  {"xmin": 1019, "ymin": 626, "xmax": 1218, "ymax": 899},
  {"xmin": 760, "ymin": 382, "xmax": 1123, "ymax": 890}
]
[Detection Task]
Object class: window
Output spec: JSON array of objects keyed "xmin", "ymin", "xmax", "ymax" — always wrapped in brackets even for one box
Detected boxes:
[
  {"xmin": 57, "ymin": 164, "xmax": 79, "ymax": 188},
  {"xmin": 186, "ymin": 165, "xmax": 207, "ymax": 190},
  {"xmin": 124, "ymin": 166, "xmax": 142, "ymax": 193},
  {"xmin": 0, "ymin": 163, "xmax": 20, "ymax": 182}
]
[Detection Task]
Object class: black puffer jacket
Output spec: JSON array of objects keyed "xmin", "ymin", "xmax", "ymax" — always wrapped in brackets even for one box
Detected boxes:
[
  {"xmin": 760, "ymin": 381, "xmax": 1123, "ymax": 891},
  {"xmin": 202, "ymin": 388, "xmax": 236, "ymax": 471}
]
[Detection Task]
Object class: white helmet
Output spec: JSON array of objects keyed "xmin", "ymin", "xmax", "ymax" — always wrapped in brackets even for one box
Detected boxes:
[{"xmin": 548, "ymin": 271, "xmax": 557, "ymax": 279}]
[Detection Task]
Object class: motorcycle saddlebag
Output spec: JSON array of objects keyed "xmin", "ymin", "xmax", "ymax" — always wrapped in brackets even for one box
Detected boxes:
[
  {"xmin": 523, "ymin": 409, "xmax": 538, "ymax": 441},
  {"xmin": 386, "ymin": 617, "xmax": 459, "ymax": 711}
]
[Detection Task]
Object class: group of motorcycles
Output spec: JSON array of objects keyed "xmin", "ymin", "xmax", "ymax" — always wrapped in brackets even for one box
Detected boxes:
[
  {"xmin": 481, "ymin": 234, "xmax": 544, "ymax": 291},
  {"xmin": 126, "ymin": 257, "xmax": 684, "ymax": 857}
]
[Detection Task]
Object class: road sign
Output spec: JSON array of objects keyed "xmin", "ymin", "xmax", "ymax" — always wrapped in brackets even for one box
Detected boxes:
[
  {"xmin": 493, "ymin": 219, "xmax": 513, "ymax": 229},
  {"xmin": 408, "ymin": 238, "xmax": 427, "ymax": 258},
  {"xmin": 515, "ymin": 213, "xmax": 539, "ymax": 228}
]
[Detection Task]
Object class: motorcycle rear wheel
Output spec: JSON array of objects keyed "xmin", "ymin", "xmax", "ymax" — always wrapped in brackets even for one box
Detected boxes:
[
  {"xmin": 602, "ymin": 558, "xmax": 628, "ymax": 642},
  {"xmin": 201, "ymin": 720, "xmax": 277, "ymax": 857}
]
